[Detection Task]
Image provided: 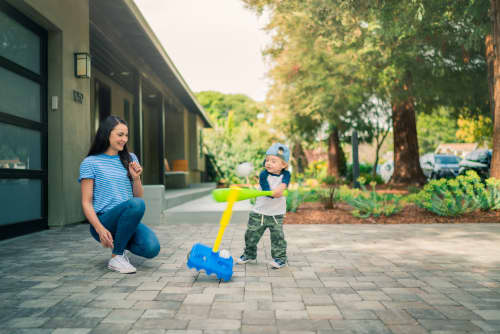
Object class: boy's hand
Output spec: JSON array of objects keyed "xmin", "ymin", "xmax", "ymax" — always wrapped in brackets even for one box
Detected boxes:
[{"xmin": 272, "ymin": 184, "xmax": 287, "ymax": 198}]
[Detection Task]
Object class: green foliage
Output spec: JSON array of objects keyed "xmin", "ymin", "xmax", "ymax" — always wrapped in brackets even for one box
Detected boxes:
[
  {"xmin": 196, "ymin": 91, "xmax": 264, "ymax": 127},
  {"xmin": 481, "ymin": 178, "xmax": 500, "ymax": 210},
  {"xmin": 345, "ymin": 163, "xmax": 373, "ymax": 179},
  {"xmin": 456, "ymin": 115, "xmax": 494, "ymax": 148},
  {"xmin": 196, "ymin": 92, "xmax": 277, "ymax": 185},
  {"xmin": 286, "ymin": 190, "xmax": 303, "ymax": 213},
  {"xmin": 243, "ymin": 0, "xmax": 490, "ymax": 184},
  {"xmin": 303, "ymin": 161, "xmax": 327, "ymax": 183},
  {"xmin": 318, "ymin": 178, "xmax": 341, "ymax": 209},
  {"xmin": 344, "ymin": 180, "xmax": 405, "ymax": 218},
  {"xmin": 417, "ymin": 107, "xmax": 461, "ymax": 154},
  {"xmin": 414, "ymin": 171, "xmax": 500, "ymax": 216},
  {"xmin": 345, "ymin": 164, "xmax": 384, "ymax": 184}
]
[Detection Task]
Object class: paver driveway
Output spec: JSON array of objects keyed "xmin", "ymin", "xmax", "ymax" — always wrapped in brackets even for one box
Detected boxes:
[{"xmin": 1, "ymin": 214, "xmax": 500, "ymax": 334}]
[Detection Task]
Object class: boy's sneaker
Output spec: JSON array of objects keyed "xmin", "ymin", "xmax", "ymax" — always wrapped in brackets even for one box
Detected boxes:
[
  {"xmin": 269, "ymin": 258, "xmax": 287, "ymax": 269},
  {"xmin": 108, "ymin": 254, "xmax": 136, "ymax": 274},
  {"xmin": 236, "ymin": 255, "xmax": 256, "ymax": 264}
]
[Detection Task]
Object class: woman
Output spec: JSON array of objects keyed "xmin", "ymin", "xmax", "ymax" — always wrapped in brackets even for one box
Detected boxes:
[{"xmin": 79, "ymin": 115, "xmax": 160, "ymax": 273}]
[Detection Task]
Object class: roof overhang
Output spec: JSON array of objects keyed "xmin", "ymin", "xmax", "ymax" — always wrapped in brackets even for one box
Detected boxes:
[{"xmin": 90, "ymin": 0, "xmax": 212, "ymax": 128}]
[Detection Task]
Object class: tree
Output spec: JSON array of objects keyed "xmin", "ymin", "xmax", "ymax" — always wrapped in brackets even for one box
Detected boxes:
[
  {"xmin": 243, "ymin": 0, "xmax": 377, "ymax": 178},
  {"xmin": 417, "ymin": 107, "xmax": 461, "ymax": 154},
  {"xmin": 196, "ymin": 91, "xmax": 277, "ymax": 184},
  {"xmin": 196, "ymin": 91, "xmax": 264, "ymax": 126},
  {"xmin": 359, "ymin": 0, "xmax": 489, "ymax": 184},
  {"xmin": 490, "ymin": 0, "xmax": 500, "ymax": 177},
  {"xmin": 244, "ymin": 0, "xmax": 490, "ymax": 185},
  {"xmin": 456, "ymin": 115, "xmax": 493, "ymax": 147}
]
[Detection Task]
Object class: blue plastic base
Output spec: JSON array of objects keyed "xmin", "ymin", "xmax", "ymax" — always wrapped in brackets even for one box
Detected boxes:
[{"xmin": 187, "ymin": 243, "xmax": 234, "ymax": 281}]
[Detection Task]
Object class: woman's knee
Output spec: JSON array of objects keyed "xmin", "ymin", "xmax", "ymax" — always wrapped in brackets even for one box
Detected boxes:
[
  {"xmin": 127, "ymin": 197, "xmax": 145, "ymax": 215},
  {"xmin": 143, "ymin": 241, "xmax": 160, "ymax": 259}
]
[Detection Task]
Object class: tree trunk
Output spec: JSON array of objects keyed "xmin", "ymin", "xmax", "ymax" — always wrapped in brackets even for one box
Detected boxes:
[
  {"xmin": 491, "ymin": 0, "xmax": 500, "ymax": 178},
  {"xmin": 372, "ymin": 146, "xmax": 381, "ymax": 179},
  {"xmin": 390, "ymin": 100, "xmax": 427, "ymax": 185},
  {"xmin": 372, "ymin": 129, "xmax": 390, "ymax": 179},
  {"xmin": 292, "ymin": 141, "xmax": 308, "ymax": 174},
  {"xmin": 486, "ymin": 34, "xmax": 495, "ymax": 120},
  {"xmin": 327, "ymin": 128, "xmax": 341, "ymax": 177}
]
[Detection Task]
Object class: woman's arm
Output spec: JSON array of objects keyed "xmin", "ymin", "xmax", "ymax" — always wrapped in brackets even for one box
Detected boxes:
[
  {"xmin": 129, "ymin": 161, "xmax": 144, "ymax": 197},
  {"xmin": 81, "ymin": 179, "xmax": 114, "ymax": 248},
  {"xmin": 132, "ymin": 176, "xmax": 144, "ymax": 198}
]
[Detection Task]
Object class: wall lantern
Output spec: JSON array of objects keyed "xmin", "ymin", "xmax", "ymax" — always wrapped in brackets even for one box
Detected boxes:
[{"xmin": 74, "ymin": 52, "xmax": 91, "ymax": 78}]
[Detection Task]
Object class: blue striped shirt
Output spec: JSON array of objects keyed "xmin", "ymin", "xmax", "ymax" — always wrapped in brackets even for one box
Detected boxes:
[{"xmin": 78, "ymin": 153, "xmax": 139, "ymax": 214}]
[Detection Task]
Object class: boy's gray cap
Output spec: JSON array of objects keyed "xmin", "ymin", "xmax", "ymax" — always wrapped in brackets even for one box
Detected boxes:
[{"xmin": 266, "ymin": 143, "xmax": 290, "ymax": 163}]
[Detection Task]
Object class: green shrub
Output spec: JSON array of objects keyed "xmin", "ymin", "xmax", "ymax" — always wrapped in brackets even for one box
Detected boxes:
[
  {"xmin": 317, "ymin": 176, "xmax": 340, "ymax": 209},
  {"xmin": 345, "ymin": 179, "xmax": 405, "ymax": 218},
  {"xmin": 414, "ymin": 171, "xmax": 500, "ymax": 216},
  {"xmin": 286, "ymin": 190, "xmax": 304, "ymax": 212},
  {"xmin": 480, "ymin": 178, "xmax": 500, "ymax": 210}
]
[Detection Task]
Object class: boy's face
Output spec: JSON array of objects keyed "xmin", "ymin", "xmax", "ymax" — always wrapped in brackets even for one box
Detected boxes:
[{"xmin": 265, "ymin": 155, "xmax": 287, "ymax": 174}]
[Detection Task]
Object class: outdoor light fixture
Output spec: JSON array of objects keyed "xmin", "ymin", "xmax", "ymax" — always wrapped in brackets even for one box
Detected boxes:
[{"xmin": 74, "ymin": 52, "xmax": 91, "ymax": 78}]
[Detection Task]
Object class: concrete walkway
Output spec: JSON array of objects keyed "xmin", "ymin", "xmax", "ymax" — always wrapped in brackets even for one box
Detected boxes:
[{"xmin": 1, "ymin": 198, "xmax": 500, "ymax": 333}]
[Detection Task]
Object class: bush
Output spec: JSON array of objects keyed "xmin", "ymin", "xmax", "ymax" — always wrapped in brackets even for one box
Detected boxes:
[
  {"xmin": 344, "ymin": 179, "xmax": 405, "ymax": 218},
  {"xmin": 285, "ymin": 187, "xmax": 321, "ymax": 212},
  {"xmin": 414, "ymin": 171, "xmax": 500, "ymax": 216},
  {"xmin": 286, "ymin": 189, "xmax": 304, "ymax": 212},
  {"xmin": 480, "ymin": 178, "xmax": 500, "ymax": 210},
  {"xmin": 345, "ymin": 163, "xmax": 373, "ymax": 180},
  {"xmin": 318, "ymin": 178, "xmax": 341, "ymax": 209}
]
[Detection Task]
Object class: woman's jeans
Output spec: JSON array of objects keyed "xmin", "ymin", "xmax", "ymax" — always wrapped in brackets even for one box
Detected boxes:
[{"xmin": 90, "ymin": 198, "xmax": 160, "ymax": 258}]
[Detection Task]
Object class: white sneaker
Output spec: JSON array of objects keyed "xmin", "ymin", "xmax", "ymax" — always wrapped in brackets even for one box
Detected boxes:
[{"xmin": 108, "ymin": 254, "xmax": 136, "ymax": 274}]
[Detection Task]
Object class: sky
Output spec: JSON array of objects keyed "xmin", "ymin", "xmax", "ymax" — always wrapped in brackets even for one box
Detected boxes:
[{"xmin": 133, "ymin": 0, "xmax": 272, "ymax": 102}]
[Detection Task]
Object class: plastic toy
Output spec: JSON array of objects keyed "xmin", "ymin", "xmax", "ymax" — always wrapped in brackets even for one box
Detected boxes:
[
  {"xmin": 212, "ymin": 188, "xmax": 288, "ymax": 202},
  {"xmin": 186, "ymin": 187, "xmax": 240, "ymax": 281},
  {"xmin": 187, "ymin": 187, "xmax": 288, "ymax": 281}
]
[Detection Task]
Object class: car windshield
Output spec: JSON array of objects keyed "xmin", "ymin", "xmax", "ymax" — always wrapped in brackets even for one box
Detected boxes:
[
  {"xmin": 465, "ymin": 150, "xmax": 491, "ymax": 162},
  {"xmin": 435, "ymin": 156, "xmax": 459, "ymax": 164}
]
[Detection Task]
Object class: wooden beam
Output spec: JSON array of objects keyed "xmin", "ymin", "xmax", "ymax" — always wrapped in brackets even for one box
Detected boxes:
[{"xmin": 133, "ymin": 71, "xmax": 143, "ymax": 163}]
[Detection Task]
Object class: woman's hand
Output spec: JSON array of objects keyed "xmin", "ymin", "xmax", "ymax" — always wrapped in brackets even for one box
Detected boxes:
[
  {"xmin": 96, "ymin": 226, "xmax": 114, "ymax": 248},
  {"xmin": 129, "ymin": 161, "xmax": 143, "ymax": 180}
]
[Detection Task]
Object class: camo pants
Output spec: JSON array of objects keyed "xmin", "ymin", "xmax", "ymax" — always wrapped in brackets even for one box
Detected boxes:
[{"xmin": 243, "ymin": 212, "xmax": 287, "ymax": 262}]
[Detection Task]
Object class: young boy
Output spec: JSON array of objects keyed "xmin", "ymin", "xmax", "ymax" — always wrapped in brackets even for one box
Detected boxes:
[{"xmin": 237, "ymin": 143, "xmax": 290, "ymax": 269}]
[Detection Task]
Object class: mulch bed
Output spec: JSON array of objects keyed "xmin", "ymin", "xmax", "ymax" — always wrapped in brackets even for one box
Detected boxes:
[{"xmin": 284, "ymin": 202, "xmax": 500, "ymax": 224}]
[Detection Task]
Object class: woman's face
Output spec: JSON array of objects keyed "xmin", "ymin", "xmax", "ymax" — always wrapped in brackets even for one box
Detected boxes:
[{"xmin": 108, "ymin": 123, "xmax": 128, "ymax": 152}]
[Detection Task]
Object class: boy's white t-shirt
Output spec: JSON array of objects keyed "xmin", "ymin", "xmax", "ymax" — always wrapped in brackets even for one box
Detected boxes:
[{"xmin": 252, "ymin": 173, "xmax": 287, "ymax": 216}]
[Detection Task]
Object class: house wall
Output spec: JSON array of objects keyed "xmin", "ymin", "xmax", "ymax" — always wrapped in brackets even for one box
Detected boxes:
[{"xmin": 8, "ymin": 0, "xmax": 92, "ymax": 227}]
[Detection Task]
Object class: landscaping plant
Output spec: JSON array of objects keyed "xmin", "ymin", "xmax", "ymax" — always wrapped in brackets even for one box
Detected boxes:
[
  {"xmin": 344, "ymin": 178, "xmax": 405, "ymax": 218},
  {"xmin": 414, "ymin": 171, "xmax": 500, "ymax": 216}
]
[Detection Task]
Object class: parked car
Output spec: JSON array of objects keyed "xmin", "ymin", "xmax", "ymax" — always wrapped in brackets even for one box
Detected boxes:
[
  {"xmin": 420, "ymin": 154, "xmax": 460, "ymax": 180},
  {"xmin": 458, "ymin": 149, "xmax": 492, "ymax": 179}
]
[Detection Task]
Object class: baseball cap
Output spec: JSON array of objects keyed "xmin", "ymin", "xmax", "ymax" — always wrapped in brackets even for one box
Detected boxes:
[{"xmin": 266, "ymin": 143, "xmax": 290, "ymax": 163}]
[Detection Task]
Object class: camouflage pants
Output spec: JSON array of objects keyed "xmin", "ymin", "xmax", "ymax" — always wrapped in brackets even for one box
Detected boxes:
[{"xmin": 243, "ymin": 212, "xmax": 287, "ymax": 262}]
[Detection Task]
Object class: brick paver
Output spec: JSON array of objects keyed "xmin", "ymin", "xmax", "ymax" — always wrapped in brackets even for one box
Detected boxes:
[{"xmin": 1, "ymin": 212, "xmax": 500, "ymax": 333}]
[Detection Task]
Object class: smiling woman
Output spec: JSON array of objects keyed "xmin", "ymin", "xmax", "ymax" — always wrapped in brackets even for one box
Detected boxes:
[{"xmin": 79, "ymin": 115, "xmax": 160, "ymax": 274}]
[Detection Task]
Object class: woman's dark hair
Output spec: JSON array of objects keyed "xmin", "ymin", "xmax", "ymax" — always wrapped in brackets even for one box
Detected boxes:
[{"xmin": 87, "ymin": 115, "xmax": 132, "ymax": 181}]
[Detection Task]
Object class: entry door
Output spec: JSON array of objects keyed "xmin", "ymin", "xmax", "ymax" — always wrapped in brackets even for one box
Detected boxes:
[
  {"xmin": 92, "ymin": 79, "xmax": 111, "ymax": 137},
  {"xmin": 0, "ymin": 2, "xmax": 48, "ymax": 240}
]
